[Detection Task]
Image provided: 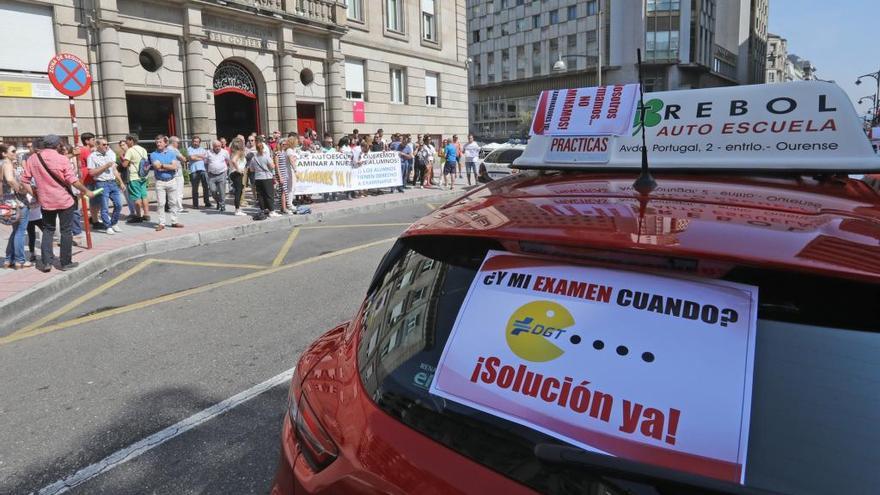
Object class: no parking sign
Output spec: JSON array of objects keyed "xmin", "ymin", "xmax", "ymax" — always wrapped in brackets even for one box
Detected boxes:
[
  {"xmin": 47, "ymin": 53, "xmax": 92, "ymax": 98},
  {"xmin": 47, "ymin": 52, "xmax": 95, "ymax": 248}
]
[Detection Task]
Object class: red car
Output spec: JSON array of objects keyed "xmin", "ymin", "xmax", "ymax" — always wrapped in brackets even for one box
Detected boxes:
[{"xmin": 271, "ymin": 170, "xmax": 880, "ymax": 495}]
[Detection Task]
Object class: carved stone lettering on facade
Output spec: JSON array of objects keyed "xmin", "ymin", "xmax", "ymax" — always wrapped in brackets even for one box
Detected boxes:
[{"xmin": 207, "ymin": 32, "xmax": 266, "ymax": 49}]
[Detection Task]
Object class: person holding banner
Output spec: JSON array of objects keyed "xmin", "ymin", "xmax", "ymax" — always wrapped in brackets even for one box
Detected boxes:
[
  {"xmin": 248, "ymin": 136, "xmax": 278, "ymax": 220},
  {"xmin": 397, "ymin": 135, "xmax": 414, "ymax": 193},
  {"xmin": 275, "ymin": 136, "xmax": 298, "ymax": 214}
]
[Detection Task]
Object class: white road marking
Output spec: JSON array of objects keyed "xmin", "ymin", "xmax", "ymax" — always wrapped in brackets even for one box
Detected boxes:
[{"xmin": 35, "ymin": 367, "xmax": 296, "ymax": 495}]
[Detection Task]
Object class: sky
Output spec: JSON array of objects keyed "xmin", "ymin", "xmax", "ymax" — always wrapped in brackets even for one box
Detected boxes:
[{"xmin": 769, "ymin": 0, "xmax": 880, "ymax": 119}]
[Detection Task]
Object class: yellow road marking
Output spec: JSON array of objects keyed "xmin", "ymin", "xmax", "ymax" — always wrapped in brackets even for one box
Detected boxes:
[
  {"xmin": 153, "ymin": 259, "xmax": 268, "ymax": 270},
  {"xmin": 10, "ymin": 259, "xmax": 155, "ymax": 336},
  {"xmin": 0, "ymin": 237, "xmax": 396, "ymax": 347},
  {"xmin": 272, "ymin": 227, "xmax": 301, "ymax": 267},
  {"xmin": 299, "ymin": 223, "xmax": 410, "ymax": 230}
]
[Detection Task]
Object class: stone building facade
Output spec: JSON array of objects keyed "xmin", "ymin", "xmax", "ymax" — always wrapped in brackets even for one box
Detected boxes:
[{"xmin": 0, "ymin": 0, "xmax": 469, "ymax": 147}]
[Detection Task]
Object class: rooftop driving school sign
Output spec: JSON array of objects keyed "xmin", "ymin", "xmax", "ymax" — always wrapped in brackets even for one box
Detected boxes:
[
  {"xmin": 430, "ymin": 251, "xmax": 759, "ymax": 484},
  {"xmin": 47, "ymin": 53, "xmax": 92, "ymax": 98},
  {"xmin": 518, "ymin": 81, "xmax": 880, "ymax": 172}
]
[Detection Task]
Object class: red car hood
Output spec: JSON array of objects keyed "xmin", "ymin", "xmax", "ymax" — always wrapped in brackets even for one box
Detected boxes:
[{"xmin": 404, "ymin": 173, "xmax": 880, "ymax": 282}]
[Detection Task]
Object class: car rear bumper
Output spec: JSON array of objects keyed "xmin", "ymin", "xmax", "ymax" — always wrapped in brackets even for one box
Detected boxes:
[{"xmin": 271, "ymin": 391, "xmax": 539, "ymax": 495}]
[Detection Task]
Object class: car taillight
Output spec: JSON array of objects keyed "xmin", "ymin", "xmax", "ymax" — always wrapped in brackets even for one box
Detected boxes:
[{"xmin": 288, "ymin": 378, "xmax": 339, "ymax": 472}]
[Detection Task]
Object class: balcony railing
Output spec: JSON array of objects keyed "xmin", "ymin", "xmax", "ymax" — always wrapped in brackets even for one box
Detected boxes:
[
  {"xmin": 219, "ymin": 0, "xmax": 339, "ymax": 26},
  {"xmin": 294, "ymin": 0, "xmax": 337, "ymax": 24},
  {"xmin": 228, "ymin": 0, "xmax": 285, "ymax": 13}
]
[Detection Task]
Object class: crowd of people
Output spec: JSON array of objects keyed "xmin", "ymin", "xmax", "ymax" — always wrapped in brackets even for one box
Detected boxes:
[{"xmin": 1, "ymin": 128, "xmax": 482, "ymax": 273}]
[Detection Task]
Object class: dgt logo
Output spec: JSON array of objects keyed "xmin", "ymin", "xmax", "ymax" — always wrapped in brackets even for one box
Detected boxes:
[{"xmin": 505, "ymin": 301, "xmax": 575, "ymax": 362}]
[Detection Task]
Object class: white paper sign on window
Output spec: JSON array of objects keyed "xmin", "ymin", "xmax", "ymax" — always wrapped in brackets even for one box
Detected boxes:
[{"xmin": 430, "ymin": 250, "xmax": 759, "ymax": 484}]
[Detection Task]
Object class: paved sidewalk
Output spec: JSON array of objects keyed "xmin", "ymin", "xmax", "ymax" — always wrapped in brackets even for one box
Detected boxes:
[{"xmin": 0, "ymin": 185, "xmax": 462, "ymax": 320}]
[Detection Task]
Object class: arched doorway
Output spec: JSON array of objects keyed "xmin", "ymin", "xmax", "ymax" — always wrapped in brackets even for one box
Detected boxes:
[{"xmin": 213, "ymin": 60, "xmax": 260, "ymax": 140}]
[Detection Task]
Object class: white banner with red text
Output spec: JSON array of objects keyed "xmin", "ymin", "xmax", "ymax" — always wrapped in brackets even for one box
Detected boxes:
[
  {"xmin": 294, "ymin": 151, "xmax": 402, "ymax": 195},
  {"xmin": 429, "ymin": 251, "xmax": 759, "ymax": 484},
  {"xmin": 530, "ymin": 84, "xmax": 640, "ymax": 138}
]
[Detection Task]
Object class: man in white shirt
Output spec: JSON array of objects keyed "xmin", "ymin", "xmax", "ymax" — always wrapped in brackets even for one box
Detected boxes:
[
  {"xmin": 205, "ymin": 140, "xmax": 231, "ymax": 212},
  {"xmin": 463, "ymin": 134, "xmax": 481, "ymax": 186},
  {"xmin": 87, "ymin": 138, "xmax": 126, "ymax": 234}
]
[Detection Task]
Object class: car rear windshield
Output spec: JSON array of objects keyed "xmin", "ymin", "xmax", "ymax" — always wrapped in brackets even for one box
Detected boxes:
[
  {"xmin": 356, "ymin": 236, "xmax": 880, "ymax": 495},
  {"xmin": 485, "ymin": 149, "xmax": 523, "ymax": 164}
]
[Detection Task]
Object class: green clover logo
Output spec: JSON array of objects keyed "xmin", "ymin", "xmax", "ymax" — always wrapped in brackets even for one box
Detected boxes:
[{"xmin": 632, "ymin": 98, "xmax": 664, "ymax": 135}]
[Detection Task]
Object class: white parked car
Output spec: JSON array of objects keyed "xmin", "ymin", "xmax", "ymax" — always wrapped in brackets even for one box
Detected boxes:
[{"xmin": 478, "ymin": 144, "xmax": 527, "ymax": 182}]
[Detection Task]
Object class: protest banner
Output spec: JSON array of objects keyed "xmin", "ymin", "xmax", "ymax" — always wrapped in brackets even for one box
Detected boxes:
[
  {"xmin": 294, "ymin": 151, "xmax": 402, "ymax": 195},
  {"xmin": 530, "ymin": 84, "xmax": 640, "ymax": 138},
  {"xmin": 430, "ymin": 250, "xmax": 759, "ymax": 484}
]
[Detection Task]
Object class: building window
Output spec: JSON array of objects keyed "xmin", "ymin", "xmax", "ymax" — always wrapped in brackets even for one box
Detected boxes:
[
  {"xmin": 345, "ymin": 59, "xmax": 365, "ymax": 101},
  {"xmin": 647, "ymin": 0, "xmax": 681, "ymax": 11},
  {"xmin": 472, "ymin": 29, "xmax": 480, "ymax": 42},
  {"xmin": 516, "ymin": 45, "xmax": 525, "ymax": 79},
  {"xmin": 567, "ymin": 5, "xmax": 577, "ymax": 20},
  {"xmin": 487, "ymin": 26, "xmax": 494, "ymax": 38},
  {"xmin": 386, "ymin": 0, "xmax": 404, "ymax": 32},
  {"xmin": 549, "ymin": 38, "xmax": 559, "ymax": 67},
  {"xmin": 501, "ymin": 49, "xmax": 510, "ymax": 81},
  {"xmin": 532, "ymin": 42, "xmax": 541, "ymax": 76},
  {"xmin": 586, "ymin": 0, "xmax": 598, "ymax": 15},
  {"xmin": 421, "ymin": 0, "xmax": 437, "ymax": 42},
  {"xmin": 487, "ymin": 52, "xmax": 495, "ymax": 83},
  {"xmin": 425, "ymin": 72, "xmax": 439, "ymax": 107},
  {"xmin": 646, "ymin": 29, "xmax": 680, "ymax": 61},
  {"xmin": 390, "ymin": 67, "xmax": 406, "ymax": 104},
  {"xmin": 768, "ymin": 72, "xmax": 775, "ymax": 82},
  {"xmin": 347, "ymin": 0, "xmax": 364, "ymax": 21},
  {"xmin": 549, "ymin": 9, "xmax": 559, "ymax": 24},
  {"xmin": 516, "ymin": 18, "xmax": 527, "ymax": 32},
  {"xmin": 532, "ymin": 14, "xmax": 539, "ymax": 29},
  {"xmin": 0, "ymin": 1, "xmax": 55, "ymax": 72}
]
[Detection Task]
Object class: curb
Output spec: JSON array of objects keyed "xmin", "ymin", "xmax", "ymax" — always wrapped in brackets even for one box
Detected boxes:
[{"xmin": 0, "ymin": 190, "xmax": 459, "ymax": 333}]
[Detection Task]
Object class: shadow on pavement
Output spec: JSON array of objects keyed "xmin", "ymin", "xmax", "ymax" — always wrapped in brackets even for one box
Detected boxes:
[{"xmin": 5, "ymin": 384, "xmax": 285, "ymax": 495}]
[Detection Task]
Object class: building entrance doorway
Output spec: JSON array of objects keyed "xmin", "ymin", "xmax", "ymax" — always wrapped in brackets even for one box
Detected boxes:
[
  {"xmin": 213, "ymin": 60, "xmax": 260, "ymax": 140},
  {"xmin": 296, "ymin": 103, "xmax": 320, "ymax": 136},
  {"xmin": 126, "ymin": 94, "xmax": 176, "ymax": 145}
]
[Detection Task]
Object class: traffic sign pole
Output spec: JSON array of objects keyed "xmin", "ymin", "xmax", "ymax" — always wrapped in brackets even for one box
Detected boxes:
[
  {"xmin": 49, "ymin": 53, "xmax": 94, "ymax": 250},
  {"xmin": 68, "ymin": 97, "xmax": 93, "ymax": 249}
]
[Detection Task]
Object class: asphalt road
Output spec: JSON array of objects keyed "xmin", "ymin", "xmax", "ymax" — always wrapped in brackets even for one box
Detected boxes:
[{"xmin": 0, "ymin": 200, "xmax": 438, "ymax": 495}]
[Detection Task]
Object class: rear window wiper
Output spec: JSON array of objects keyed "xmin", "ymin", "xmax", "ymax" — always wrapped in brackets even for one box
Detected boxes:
[{"xmin": 534, "ymin": 443, "xmax": 782, "ymax": 495}]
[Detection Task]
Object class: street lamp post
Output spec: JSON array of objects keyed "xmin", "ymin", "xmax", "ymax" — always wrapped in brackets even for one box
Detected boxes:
[
  {"xmin": 551, "ymin": 0, "xmax": 603, "ymax": 86},
  {"xmin": 856, "ymin": 69, "xmax": 880, "ymax": 125}
]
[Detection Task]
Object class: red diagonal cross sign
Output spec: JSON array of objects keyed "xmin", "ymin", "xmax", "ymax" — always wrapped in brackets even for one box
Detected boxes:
[
  {"xmin": 48, "ymin": 53, "xmax": 91, "ymax": 98},
  {"xmin": 57, "ymin": 62, "xmax": 81, "ymax": 88}
]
